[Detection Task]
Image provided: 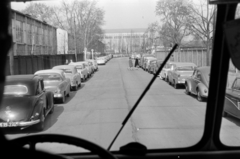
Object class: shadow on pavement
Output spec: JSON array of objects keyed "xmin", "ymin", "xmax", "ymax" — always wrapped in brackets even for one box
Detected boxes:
[{"xmin": 2, "ymin": 105, "xmax": 64, "ymax": 134}]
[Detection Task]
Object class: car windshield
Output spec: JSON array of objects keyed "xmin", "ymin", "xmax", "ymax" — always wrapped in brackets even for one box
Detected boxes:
[
  {"xmin": 4, "ymin": 0, "xmax": 240, "ymax": 155},
  {"xmin": 176, "ymin": 66, "xmax": 194, "ymax": 71},
  {"xmin": 4, "ymin": 85, "xmax": 28, "ymax": 95},
  {"xmin": 37, "ymin": 74, "xmax": 62, "ymax": 82},
  {"xmin": 60, "ymin": 69, "xmax": 72, "ymax": 74}
]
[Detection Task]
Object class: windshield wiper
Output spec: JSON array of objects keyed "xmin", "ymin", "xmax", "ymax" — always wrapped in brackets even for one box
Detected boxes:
[{"xmin": 107, "ymin": 44, "xmax": 178, "ymax": 150}]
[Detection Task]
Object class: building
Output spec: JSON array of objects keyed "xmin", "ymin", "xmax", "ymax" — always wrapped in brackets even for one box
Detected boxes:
[{"xmin": 103, "ymin": 28, "xmax": 147, "ymax": 54}]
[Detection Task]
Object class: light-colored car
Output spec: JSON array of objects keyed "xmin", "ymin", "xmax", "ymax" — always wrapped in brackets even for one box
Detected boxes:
[
  {"xmin": 185, "ymin": 66, "xmax": 210, "ymax": 101},
  {"xmin": 87, "ymin": 59, "xmax": 98, "ymax": 71},
  {"xmin": 87, "ymin": 61, "xmax": 95, "ymax": 74},
  {"xmin": 69, "ymin": 62, "xmax": 88, "ymax": 82},
  {"xmin": 96, "ymin": 57, "xmax": 106, "ymax": 65},
  {"xmin": 52, "ymin": 65, "xmax": 81, "ymax": 91},
  {"xmin": 168, "ymin": 62, "xmax": 197, "ymax": 89},
  {"xmin": 144, "ymin": 57, "xmax": 157, "ymax": 71},
  {"xmin": 159, "ymin": 62, "xmax": 175, "ymax": 81},
  {"xmin": 34, "ymin": 69, "xmax": 71, "ymax": 103}
]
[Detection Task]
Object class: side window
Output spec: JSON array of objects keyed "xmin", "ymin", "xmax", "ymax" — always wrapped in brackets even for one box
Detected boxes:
[
  {"xmin": 233, "ymin": 79, "xmax": 240, "ymax": 90},
  {"xmin": 197, "ymin": 71, "xmax": 201, "ymax": 80}
]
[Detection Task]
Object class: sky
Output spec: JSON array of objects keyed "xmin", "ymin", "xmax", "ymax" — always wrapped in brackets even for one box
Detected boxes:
[{"xmin": 11, "ymin": 0, "xmax": 159, "ymax": 30}]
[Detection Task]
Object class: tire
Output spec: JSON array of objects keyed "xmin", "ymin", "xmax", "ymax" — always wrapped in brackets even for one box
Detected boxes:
[
  {"xmin": 35, "ymin": 109, "xmax": 45, "ymax": 131},
  {"xmin": 66, "ymin": 91, "xmax": 70, "ymax": 97},
  {"xmin": 174, "ymin": 80, "xmax": 178, "ymax": 89},
  {"xmin": 79, "ymin": 83, "xmax": 81, "ymax": 88},
  {"xmin": 185, "ymin": 84, "xmax": 190, "ymax": 95},
  {"xmin": 49, "ymin": 94, "xmax": 54, "ymax": 114},
  {"xmin": 165, "ymin": 76, "xmax": 168, "ymax": 82},
  {"xmin": 197, "ymin": 89, "xmax": 203, "ymax": 102},
  {"xmin": 49, "ymin": 104, "xmax": 54, "ymax": 114}
]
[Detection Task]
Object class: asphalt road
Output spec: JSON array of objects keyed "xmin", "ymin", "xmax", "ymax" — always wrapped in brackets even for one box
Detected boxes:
[{"xmin": 3, "ymin": 57, "xmax": 240, "ymax": 153}]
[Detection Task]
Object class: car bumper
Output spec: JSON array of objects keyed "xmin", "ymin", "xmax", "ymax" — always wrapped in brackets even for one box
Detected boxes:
[{"xmin": 0, "ymin": 119, "xmax": 40, "ymax": 128}]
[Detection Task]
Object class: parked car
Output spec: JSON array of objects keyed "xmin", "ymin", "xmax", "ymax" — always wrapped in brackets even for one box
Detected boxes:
[
  {"xmin": 87, "ymin": 59, "xmax": 98, "ymax": 71},
  {"xmin": 148, "ymin": 60, "xmax": 157, "ymax": 73},
  {"xmin": 96, "ymin": 57, "xmax": 106, "ymax": 65},
  {"xmin": 153, "ymin": 60, "xmax": 164, "ymax": 74},
  {"xmin": 34, "ymin": 69, "xmax": 71, "ymax": 103},
  {"xmin": 69, "ymin": 62, "xmax": 88, "ymax": 82},
  {"xmin": 0, "ymin": 75, "xmax": 54, "ymax": 131},
  {"xmin": 87, "ymin": 61, "xmax": 95, "ymax": 73},
  {"xmin": 167, "ymin": 62, "xmax": 197, "ymax": 89},
  {"xmin": 52, "ymin": 65, "xmax": 81, "ymax": 91},
  {"xmin": 224, "ymin": 77, "xmax": 240, "ymax": 118},
  {"xmin": 144, "ymin": 57, "xmax": 157, "ymax": 71},
  {"xmin": 185, "ymin": 66, "xmax": 210, "ymax": 101}
]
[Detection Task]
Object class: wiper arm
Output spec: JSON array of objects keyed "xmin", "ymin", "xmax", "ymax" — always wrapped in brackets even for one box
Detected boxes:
[{"xmin": 107, "ymin": 44, "xmax": 178, "ymax": 150}]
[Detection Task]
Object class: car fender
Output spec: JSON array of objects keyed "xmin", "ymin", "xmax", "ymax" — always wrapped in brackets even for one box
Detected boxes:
[
  {"xmin": 197, "ymin": 83, "xmax": 208, "ymax": 97},
  {"xmin": 45, "ymin": 91, "xmax": 54, "ymax": 110},
  {"xmin": 185, "ymin": 80, "xmax": 192, "ymax": 91}
]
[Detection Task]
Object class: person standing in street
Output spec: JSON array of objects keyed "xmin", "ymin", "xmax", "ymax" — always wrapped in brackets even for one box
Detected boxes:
[
  {"xmin": 128, "ymin": 57, "xmax": 133, "ymax": 70},
  {"xmin": 132, "ymin": 57, "xmax": 136, "ymax": 69},
  {"xmin": 135, "ymin": 57, "xmax": 139, "ymax": 68}
]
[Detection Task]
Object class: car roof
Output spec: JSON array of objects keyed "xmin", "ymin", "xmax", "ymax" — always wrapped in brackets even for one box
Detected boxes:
[
  {"xmin": 52, "ymin": 65, "xmax": 76, "ymax": 70},
  {"xmin": 6, "ymin": 74, "xmax": 41, "ymax": 83},
  {"xmin": 34, "ymin": 69, "xmax": 63, "ymax": 75}
]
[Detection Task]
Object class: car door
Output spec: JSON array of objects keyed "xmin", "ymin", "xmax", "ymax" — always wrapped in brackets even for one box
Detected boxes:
[
  {"xmin": 36, "ymin": 80, "xmax": 47, "ymax": 111},
  {"xmin": 191, "ymin": 70, "xmax": 200, "ymax": 94},
  {"xmin": 226, "ymin": 78, "xmax": 240, "ymax": 111}
]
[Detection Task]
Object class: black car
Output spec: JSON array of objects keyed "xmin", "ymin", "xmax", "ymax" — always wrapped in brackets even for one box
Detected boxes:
[{"xmin": 0, "ymin": 75, "xmax": 54, "ymax": 131}]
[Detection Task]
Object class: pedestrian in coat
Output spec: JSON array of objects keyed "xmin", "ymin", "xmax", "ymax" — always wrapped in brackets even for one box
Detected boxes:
[{"xmin": 135, "ymin": 58, "xmax": 139, "ymax": 68}]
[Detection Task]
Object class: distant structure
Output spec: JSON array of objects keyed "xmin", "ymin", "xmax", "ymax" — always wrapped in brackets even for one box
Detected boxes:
[{"xmin": 103, "ymin": 28, "xmax": 147, "ymax": 54}]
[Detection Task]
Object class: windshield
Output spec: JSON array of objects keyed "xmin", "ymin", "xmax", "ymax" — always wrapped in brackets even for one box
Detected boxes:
[
  {"xmin": 37, "ymin": 74, "xmax": 62, "ymax": 82},
  {"xmin": 176, "ymin": 66, "xmax": 194, "ymax": 71},
  {"xmin": 5, "ymin": 0, "xmax": 234, "ymax": 155},
  {"xmin": 4, "ymin": 85, "xmax": 28, "ymax": 95}
]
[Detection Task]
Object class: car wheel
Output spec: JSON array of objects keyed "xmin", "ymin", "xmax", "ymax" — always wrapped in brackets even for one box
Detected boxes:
[
  {"xmin": 185, "ymin": 84, "xmax": 190, "ymax": 95},
  {"xmin": 197, "ymin": 90, "xmax": 203, "ymax": 102},
  {"xmin": 49, "ymin": 104, "xmax": 54, "ymax": 114},
  {"xmin": 165, "ymin": 77, "xmax": 168, "ymax": 82},
  {"xmin": 35, "ymin": 109, "xmax": 45, "ymax": 131},
  {"xmin": 79, "ymin": 83, "xmax": 81, "ymax": 88},
  {"xmin": 174, "ymin": 81, "xmax": 178, "ymax": 89},
  {"xmin": 66, "ymin": 91, "xmax": 70, "ymax": 97}
]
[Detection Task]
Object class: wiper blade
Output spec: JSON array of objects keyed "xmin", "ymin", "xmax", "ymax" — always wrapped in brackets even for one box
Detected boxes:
[{"xmin": 107, "ymin": 44, "xmax": 178, "ymax": 150}]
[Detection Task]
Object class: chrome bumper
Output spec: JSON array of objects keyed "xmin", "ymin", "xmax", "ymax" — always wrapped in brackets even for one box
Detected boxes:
[{"xmin": 0, "ymin": 119, "xmax": 40, "ymax": 127}]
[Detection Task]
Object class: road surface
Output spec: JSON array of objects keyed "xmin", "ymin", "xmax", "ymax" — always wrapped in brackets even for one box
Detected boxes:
[{"xmin": 3, "ymin": 57, "xmax": 240, "ymax": 153}]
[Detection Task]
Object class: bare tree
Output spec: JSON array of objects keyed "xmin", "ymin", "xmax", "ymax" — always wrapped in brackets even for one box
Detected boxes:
[
  {"xmin": 155, "ymin": 0, "xmax": 192, "ymax": 47},
  {"xmin": 188, "ymin": 0, "xmax": 216, "ymax": 66}
]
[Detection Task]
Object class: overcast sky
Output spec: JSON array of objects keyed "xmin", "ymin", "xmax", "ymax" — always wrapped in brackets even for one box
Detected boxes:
[{"xmin": 11, "ymin": 0, "xmax": 159, "ymax": 30}]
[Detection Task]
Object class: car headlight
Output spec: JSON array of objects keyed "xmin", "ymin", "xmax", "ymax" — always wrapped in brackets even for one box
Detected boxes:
[{"xmin": 204, "ymin": 89, "xmax": 208, "ymax": 93}]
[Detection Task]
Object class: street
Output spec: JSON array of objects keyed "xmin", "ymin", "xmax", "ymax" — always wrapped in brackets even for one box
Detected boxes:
[{"xmin": 4, "ymin": 57, "xmax": 240, "ymax": 152}]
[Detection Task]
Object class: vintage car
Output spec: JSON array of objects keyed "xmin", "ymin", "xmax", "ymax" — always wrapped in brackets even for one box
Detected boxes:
[
  {"xmin": 223, "ymin": 77, "xmax": 240, "ymax": 118},
  {"xmin": 148, "ymin": 60, "xmax": 157, "ymax": 73},
  {"xmin": 52, "ymin": 65, "xmax": 81, "ymax": 91},
  {"xmin": 0, "ymin": 75, "xmax": 54, "ymax": 131},
  {"xmin": 34, "ymin": 69, "xmax": 71, "ymax": 103},
  {"xmin": 150, "ymin": 60, "xmax": 164, "ymax": 74},
  {"xmin": 69, "ymin": 62, "xmax": 88, "ymax": 82},
  {"xmin": 144, "ymin": 57, "xmax": 157, "ymax": 71},
  {"xmin": 87, "ymin": 60, "xmax": 95, "ymax": 73},
  {"xmin": 87, "ymin": 59, "xmax": 98, "ymax": 71},
  {"xmin": 96, "ymin": 57, "xmax": 106, "ymax": 65},
  {"xmin": 185, "ymin": 66, "xmax": 210, "ymax": 101},
  {"xmin": 168, "ymin": 62, "xmax": 197, "ymax": 89}
]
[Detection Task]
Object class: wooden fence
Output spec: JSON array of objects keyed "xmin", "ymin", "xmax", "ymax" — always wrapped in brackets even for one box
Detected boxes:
[{"xmin": 5, "ymin": 54, "xmax": 84, "ymax": 75}]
